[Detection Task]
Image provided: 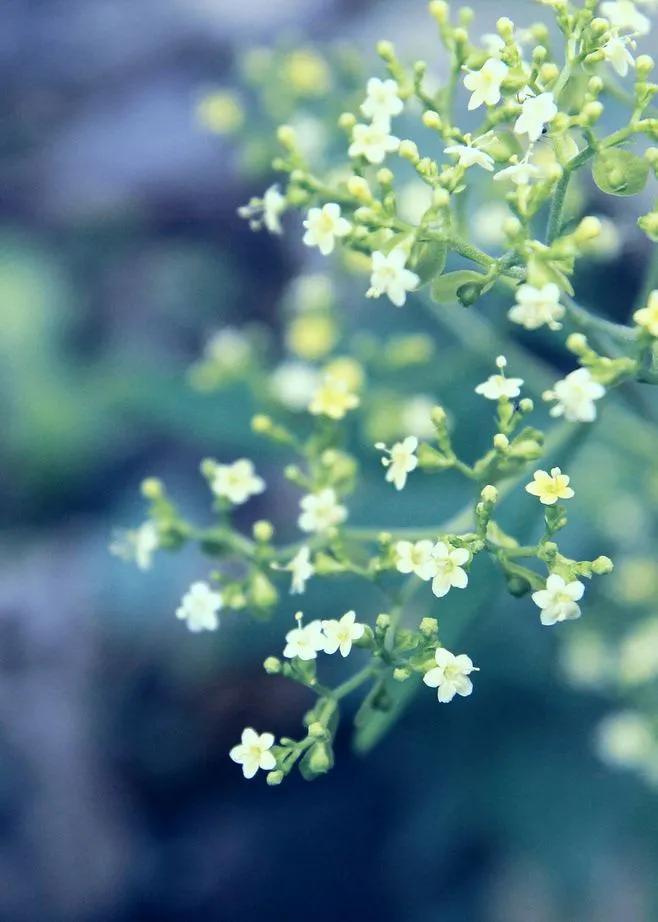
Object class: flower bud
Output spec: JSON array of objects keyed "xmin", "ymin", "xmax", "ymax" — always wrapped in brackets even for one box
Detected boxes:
[
  {"xmin": 519, "ymin": 398, "xmax": 534, "ymax": 414},
  {"xmin": 141, "ymin": 477, "xmax": 164, "ymax": 499},
  {"xmin": 582, "ymin": 101, "xmax": 603, "ymax": 125},
  {"xmin": 540, "ymin": 62, "xmax": 560, "ymax": 84},
  {"xmin": 338, "ymin": 112, "xmax": 356, "ymax": 131},
  {"xmin": 376, "ymin": 167, "xmax": 394, "ymax": 186},
  {"xmin": 393, "ymin": 667, "xmax": 412, "ymax": 682},
  {"xmin": 376, "ymin": 40, "xmax": 395, "ymax": 61},
  {"xmin": 575, "ymin": 215, "xmax": 601, "ymax": 243},
  {"xmin": 266, "ymin": 770, "xmax": 284, "ymax": 786},
  {"xmin": 253, "ymin": 520, "xmax": 274, "ymax": 543},
  {"xmin": 566, "ymin": 332, "xmax": 588, "ymax": 354},
  {"xmin": 433, "ymin": 187, "xmax": 451, "ymax": 208},
  {"xmin": 496, "ymin": 17, "xmax": 514, "ymax": 39},
  {"xmin": 493, "ymin": 433, "xmax": 509, "ymax": 450},
  {"xmin": 481, "ymin": 484, "xmax": 498, "ymax": 504},
  {"xmin": 376, "ymin": 613, "xmax": 391, "ymax": 631},
  {"xmin": 589, "ymin": 17, "xmax": 609, "ymax": 36},
  {"xmin": 276, "ymin": 124, "xmax": 297, "ymax": 149},
  {"xmin": 399, "ymin": 139, "xmax": 420, "ymax": 164},
  {"xmin": 637, "ymin": 55, "xmax": 655, "ymax": 79},
  {"xmin": 428, "ymin": 1, "xmax": 449, "ymax": 25},
  {"xmin": 308, "ymin": 721, "xmax": 326, "ymax": 739},
  {"xmin": 592, "ymin": 555, "xmax": 614, "ymax": 575},
  {"xmin": 347, "ymin": 175, "xmax": 372, "ymax": 202},
  {"xmin": 264, "ymin": 656, "xmax": 282, "ymax": 675},
  {"xmin": 422, "ymin": 110, "xmax": 442, "ymax": 130},
  {"xmin": 431, "ymin": 405, "xmax": 447, "ymax": 426},
  {"xmin": 419, "ymin": 616, "xmax": 439, "ymax": 637},
  {"xmin": 251, "ymin": 413, "xmax": 272, "ymax": 433}
]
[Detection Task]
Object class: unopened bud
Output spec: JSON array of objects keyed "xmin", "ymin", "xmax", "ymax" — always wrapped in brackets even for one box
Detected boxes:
[
  {"xmin": 141, "ymin": 477, "xmax": 163, "ymax": 499},
  {"xmin": 493, "ymin": 433, "xmax": 509, "ymax": 450},
  {"xmin": 592, "ymin": 555, "xmax": 614, "ymax": 575},
  {"xmin": 264, "ymin": 656, "xmax": 282, "ymax": 675}
]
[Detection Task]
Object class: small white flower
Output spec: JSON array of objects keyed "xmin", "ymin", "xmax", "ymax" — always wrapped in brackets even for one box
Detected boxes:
[
  {"xmin": 298, "ymin": 488, "xmax": 347, "ymax": 534},
  {"xmin": 475, "ymin": 372, "xmax": 524, "ymax": 400},
  {"xmin": 367, "ymin": 247, "xmax": 420, "ymax": 307},
  {"xmin": 508, "ymin": 283, "xmax": 565, "ymax": 331},
  {"xmin": 596, "ymin": 711, "xmax": 655, "ymax": 770},
  {"xmin": 600, "ymin": 0, "xmax": 650, "ymax": 35},
  {"xmin": 238, "ymin": 184, "xmax": 286, "ymax": 234},
  {"xmin": 309, "ymin": 375, "xmax": 360, "ymax": 419},
  {"xmin": 348, "ymin": 121, "xmax": 400, "ymax": 164},
  {"xmin": 360, "ymin": 77, "xmax": 403, "ymax": 124},
  {"xmin": 229, "ymin": 728, "xmax": 276, "ymax": 779},
  {"xmin": 302, "ymin": 203, "xmax": 351, "ymax": 256},
  {"xmin": 203, "ymin": 328, "xmax": 251, "ymax": 371},
  {"xmin": 444, "ymin": 141, "xmax": 495, "ymax": 172},
  {"xmin": 270, "ymin": 361, "xmax": 321, "ymax": 411},
  {"xmin": 321, "ymin": 610, "xmax": 366, "ymax": 657},
  {"xmin": 493, "ymin": 157, "xmax": 541, "ymax": 186},
  {"xmin": 281, "ymin": 546, "xmax": 315, "ymax": 595},
  {"xmin": 401, "ymin": 395, "xmax": 437, "ymax": 439},
  {"xmin": 531, "ymin": 574, "xmax": 585, "ymax": 626},
  {"xmin": 603, "ymin": 34, "xmax": 636, "ymax": 76},
  {"xmin": 110, "ymin": 521, "xmax": 159, "ymax": 571},
  {"xmin": 176, "ymin": 581, "xmax": 223, "ymax": 632},
  {"xmin": 431, "ymin": 542, "xmax": 470, "ymax": 598},
  {"xmin": 211, "ymin": 459, "xmax": 265, "ymax": 505},
  {"xmin": 283, "ymin": 615, "xmax": 325, "ymax": 660},
  {"xmin": 423, "ymin": 648, "xmax": 478, "ymax": 703},
  {"xmin": 472, "ymin": 202, "xmax": 513, "ymax": 247},
  {"xmin": 376, "ymin": 436, "xmax": 418, "ymax": 490},
  {"xmin": 395, "ymin": 540, "xmax": 437, "ymax": 580},
  {"xmin": 514, "ymin": 92, "xmax": 557, "ymax": 142},
  {"xmin": 525, "ymin": 467, "xmax": 575, "ymax": 505},
  {"xmin": 544, "ymin": 368, "xmax": 605, "ymax": 422},
  {"xmin": 463, "ymin": 58, "xmax": 509, "ymax": 110}
]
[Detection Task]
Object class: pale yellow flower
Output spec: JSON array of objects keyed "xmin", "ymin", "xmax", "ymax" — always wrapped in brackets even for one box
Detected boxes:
[{"xmin": 525, "ymin": 467, "xmax": 574, "ymax": 505}]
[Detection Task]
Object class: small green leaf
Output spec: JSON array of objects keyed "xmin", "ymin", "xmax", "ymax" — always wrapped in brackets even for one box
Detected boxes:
[
  {"xmin": 353, "ymin": 676, "xmax": 421, "ymax": 754},
  {"xmin": 431, "ymin": 269, "xmax": 487, "ymax": 305},
  {"xmin": 410, "ymin": 238, "xmax": 447, "ymax": 285},
  {"xmin": 592, "ymin": 149, "xmax": 649, "ymax": 196},
  {"xmin": 299, "ymin": 741, "xmax": 334, "ymax": 780}
]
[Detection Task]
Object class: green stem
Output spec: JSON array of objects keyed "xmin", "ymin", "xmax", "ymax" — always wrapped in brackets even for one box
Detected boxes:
[{"xmin": 333, "ymin": 664, "xmax": 378, "ymax": 701}]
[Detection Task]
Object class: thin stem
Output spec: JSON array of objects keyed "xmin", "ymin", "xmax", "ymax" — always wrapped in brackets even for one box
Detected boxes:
[{"xmin": 333, "ymin": 664, "xmax": 378, "ymax": 701}]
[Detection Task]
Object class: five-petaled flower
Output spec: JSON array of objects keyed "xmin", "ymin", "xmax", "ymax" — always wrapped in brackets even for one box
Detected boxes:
[
  {"xmin": 283, "ymin": 614, "xmax": 326, "ymax": 660},
  {"xmin": 349, "ymin": 121, "xmax": 400, "ymax": 164},
  {"xmin": 230, "ymin": 728, "xmax": 277, "ymax": 779},
  {"xmin": 444, "ymin": 141, "xmax": 495, "ymax": 172},
  {"xmin": 309, "ymin": 375, "xmax": 360, "ymax": 419},
  {"xmin": 395, "ymin": 540, "xmax": 437, "ymax": 580},
  {"xmin": 211, "ymin": 458, "xmax": 265, "ymax": 505},
  {"xmin": 508, "ymin": 283, "xmax": 565, "ymax": 331},
  {"xmin": 532, "ymin": 574, "xmax": 585, "ymax": 625},
  {"xmin": 431, "ymin": 542, "xmax": 470, "ymax": 598},
  {"xmin": 423, "ymin": 648, "xmax": 479, "ymax": 703},
  {"xmin": 525, "ymin": 467, "xmax": 575, "ymax": 505},
  {"xmin": 322, "ymin": 610, "xmax": 366, "ymax": 657},
  {"xmin": 544, "ymin": 368, "xmax": 605, "ymax": 422},
  {"xmin": 376, "ymin": 436, "xmax": 418, "ymax": 490},
  {"xmin": 514, "ymin": 92, "xmax": 557, "ymax": 142},
  {"xmin": 176, "ymin": 581, "xmax": 223, "ymax": 632},
  {"xmin": 367, "ymin": 247, "xmax": 420, "ymax": 307},
  {"xmin": 298, "ymin": 488, "xmax": 347, "ymax": 533},
  {"xmin": 360, "ymin": 77, "xmax": 403, "ymax": 124},
  {"xmin": 302, "ymin": 203, "xmax": 351, "ymax": 255},
  {"xmin": 463, "ymin": 58, "xmax": 508, "ymax": 110},
  {"xmin": 475, "ymin": 372, "xmax": 524, "ymax": 400},
  {"xmin": 633, "ymin": 290, "xmax": 658, "ymax": 337}
]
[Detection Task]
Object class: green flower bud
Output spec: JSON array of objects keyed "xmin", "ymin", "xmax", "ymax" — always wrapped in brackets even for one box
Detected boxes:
[
  {"xmin": 419, "ymin": 616, "xmax": 439, "ymax": 637},
  {"xmin": 422, "ymin": 110, "xmax": 442, "ymax": 130},
  {"xmin": 141, "ymin": 477, "xmax": 164, "ymax": 499},
  {"xmin": 264, "ymin": 656, "xmax": 282, "ymax": 675},
  {"xmin": 399, "ymin": 139, "xmax": 420, "ymax": 164},
  {"xmin": 338, "ymin": 112, "xmax": 356, "ymax": 131},
  {"xmin": 253, "ymin": 520, "xmax": 274, "ymax": 543},
  {"xmin": 481, "ymin": 484, "xmax": 498, "ymax": 504},
  {"xmin": 428, "ymin": 1, "xmax": 449, "ymax": 25},
  {"xmin": 266, "ymin": 770, "xmax": 284, "ymax": 786},
  {"xmin": 347, "ymin": 175, "xmax": 372, "ymax": 202},
  {"xmin": 592, "ymin": 555, "xmax": 614, "ymax": 575},
  {"xmin": 276, "ymin": 124, "xmax": 297, "ymax": 149},
  {"xmin": 251, "ymin": 413, "xmax": 272, "ymax": 433},
  {"xmin": 376, "ymin": 40, "xmax": 395, "ymax": 61},
  {"xmin": 393, "ymin": 667, "xmax": 412, "ymax": 682},
  {"xmin": 493, "ymin": 433, "xmax": 509, "ymax": 451},
  {"xmin": 637, "ymin": 55, "xmax": 655, "ymax": 78},
  {"xmin": 376, "ymin": 613, "xmax": 391, "ymax": 631},
  {"xmin": 308, "ymin": 721, "xmax": 327, "ymax": 739},
  {"xmin": 376, "ymin": 167, "xmax": 394, "ymax": 186}
]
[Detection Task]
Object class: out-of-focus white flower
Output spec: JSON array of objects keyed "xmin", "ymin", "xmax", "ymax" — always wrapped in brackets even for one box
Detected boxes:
[
  {"xmin": 494, "ymin": 157, "xmax": 541, "ymax": 186},
  {"xmin": 302, "ymin": 203, "xmax": 351, "ymax": 255},
  {"xmin": 211, "ymin": 459, "xmax": 265, "ymax": 505},
  {"xmin": 525, "ymin": 467, "xmax": 575, "ymax": 505},
  {"xmin": 431, "ymin": 542, "xmax": 470, "ymax": 598},
  {"xmin": 423, "ymin": 648, "xmax": 478, "ymax": 702},
  {"xmin": 463, "ymin": 58, "xmax": 509, "ymax": 110},
  {"xmin": 309, "ymin": 375, "xmax": 360, "ymax": 419},
  {"xmin": 619, "ymin": 618, "xmax": 658, "ymax": 685},
  {"xmin": 298, "ymin": 488, "xmax": 347, "ymax": 533},
  {"xmin": 376, "ymin": 436, "xmax": 418, "ymax": 490},
  {"xmin": 401, "ymin": 395, "xmax": 437, "ymax": 439},
  {"xmin": 560, "ymin": 631, "xmax": 611, "ymax": 689},
  {"xmin": 596, "ymin": 711, "xmax": 655, "ymax": 770},
  {"xmin": 270, "ymin": 361, "xmax": 321, "ymax": 411},
  {"xmin": 531, "ymin": 574, "xmax": 584, "ymax": 625},
  {"xmin": 472, "ymin": 202, "xmax": 512, "ymax": 247},
  {"xmin": 110, "ymin": 521, "xmax": 159, "ymax": 571},
  {"xmin": 544, "ymin": 368, "xmax": 606, "ymax": 422},
  {"xmin": 203, "ymin": 328, "xmax": 251, "ymax": 371},
  {"xmin": 514, "ymin": 92, "xmax": 557, "ymax": 141},
  {"xmin": 176, "ymin": 581, "xmax": 223, "ymax": 632},
  {"xmin": 395, "ymin": 539, "xmax": 437, "ymax": 579},
  {"xmin": 283, "ymin": 614, "xmax": 325, "ymax": 660},
  {"xmin": 603, "ymin": 34, "xmax": 636, "ymax": 76},
  {"xmin": 367, "ymin": 247, "xmax": 420, "ymax": 307},
  {"xmin": 281, "ymin": 546, "xmax": 315, "ymax": 595},
  {"xmin": 444, "ymin": 141, "xmax": 495, "ymax": 171},
  {"xmin": 360, "ymin": 77, "xmax": 404, "ymax": 124},
  {"xmin": 396, "ymin": 181, "xmax": 433, "ymax": 225},
  {"xmin": 238, "ymin": 184, "xmax": 286, "ymax": 234},
  {"xmin": 508, "ymin": 283, "xmax": 565, "ymax": 331},
  {"xmin": 321, "ymin": 610, "xmax": 366, "ymax": 657},
  {"xmin": 475, "ymin": 372, "xmax": 524, "ymax": 400},
  {"xmin": 349, "ymin": 121, "xmax": 400, "ymax": 164},
  {"xmin": 230, "ymin": 728, "xmax": 277, "ymax": 779},
  {"xmin": 600, "ymin": 1, "xmax": 650, "ymax": 35}
]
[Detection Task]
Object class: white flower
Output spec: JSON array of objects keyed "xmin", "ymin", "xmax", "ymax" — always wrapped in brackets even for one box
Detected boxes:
[
  {"xmin": 603, "ymin": 34, "xmax": 636, "ymax": 76},
  {"xmin": 431, "ymin": 542, "xmax": 470, "ymax": 598},
  {"xmin": 360, "ymin": 77, "xmax": 403, "ymax": 124},
  {"xmin": 375, "ymin": 436, "xmax": 418, "ymax": 490},
  {"xmin": 321, "ymin": 610, "xmax": 365, "ymax": 657},
  {"xmin": 493, "ymin": 157, "xmax": 541, "ymax": 186},
  {"xmin": 298, "ymin": 488, "xmax": 347, "ymax": 534},
  {"xmin": 270, "ymin": 361, "xmax": 321, "ymax": 411},
  {"xmin": 367, "ymin": 247, "xmax": 420, "ymax": 307},
  {"xmin": 309, "ymin": 375, "xmax": 360, "ymax": 419},
  {"xmin": 176, "ymin": 581, "xmax": 223, "ymax": 632},
  {"xmin": 238, "ymin": 184, "xmax": 286, "ymax": 234},
  {"xmin": 282, "ymin": 546, "xmax": 315, "ymax": 595},
  {"xmin": 348, "ymin": 121, "xmax": 400, "ymax": 164},
  {"xmin": 401, "ymin": 395, "xmax": 437, "ymax": 439},
  {"xmin": 514, "ymin": 92, "xmax": 557, "ymax": 142},
  {"xmin": 423, "ymin": 648, "xmax": 478, "ymax": 703},
  {"xmin": 596, "ymin": 712, "xmax": 655, "ymax": 770},
  {"xmin": 395, "ymin": 539, "xmax": 437, "ymax": 580},
  {"xmin": 110, "ymin": 521, "xmax": 159, "ymax": 571},
  {"xmin": 531, "ymin": 574, "xmax": 585, "ymax": 626},
  {"xmin": 481, "ymin": 33, "xmax": 506, "ymax": 56},
  {"xmin": 302, "ymin": 203, "xmax": 351, "ymax": 256},
  {"xmin": 444, "ymin": 141, "xmax": 495, "ymax": 171},
  {"xmin": 525, "ymin": 467, "xmax": 574, "ymax": 505},
  {"xmin": 544, "ymin": 367, "xmax": 605, "ymax": 422},
  {"xmin": 472, "ymin": 202, "xmax": 513, "ymax": 247},
  {"xmin": 229, "ymin": 728, "xmax": 276, "ymax": 779},
  {"xmin": 463, "ymin": 58, "xmax": 509, "ymax": 110},
  {"xmin": 283, "ymin": 615, "xmax": 325, "ymax": 660},
  {"xmin": 600, "ymin": 1, "xmax": 650, "ymax": 35},
  {"xmin": 475, "ymin": 372, "xmax": 524, "ymax": 400},
  {"xmin": 211, "ymin": 459, "xmax": 265, "ymax": 505},
  {"xmin": 508, "ymin": 283, "xmax": 565, "ymax": 331}
]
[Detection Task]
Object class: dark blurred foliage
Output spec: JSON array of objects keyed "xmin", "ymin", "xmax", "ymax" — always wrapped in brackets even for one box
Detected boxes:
[{"xmin": 1, "ymin": 2, "xmax": 658, "ymax": 922}]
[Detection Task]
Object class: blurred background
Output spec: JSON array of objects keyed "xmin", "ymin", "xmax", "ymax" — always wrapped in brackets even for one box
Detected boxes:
[{"xmin": 2, "ymin": 1, "xmax": 658, "ymax": 920}]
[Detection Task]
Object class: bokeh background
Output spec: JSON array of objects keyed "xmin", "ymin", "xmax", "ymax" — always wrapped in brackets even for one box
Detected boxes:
[{"xmin": 2, "ymin": 1, "xmax": 658, "ymax": 920}]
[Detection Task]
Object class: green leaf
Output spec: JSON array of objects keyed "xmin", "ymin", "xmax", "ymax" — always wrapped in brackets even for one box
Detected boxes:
[
  {"xmin": 410, "ymin": 238, "xmax": 447, "ymax": 285},
  {"xmin": 592, "ymin": 149, "xmax": 649, "ymax": 197},
  {"xmin": 352, "ymin": 676, "xmax": 421, "ymax": 754},
  {"xmin": 299, "ymin": 741, "xmax": 334, "ymax": 780},
  {"xmin": 478, "ymin": 130, "xmax": 522, "ymax": 163},
  {"xmin": 431, "ymin": 270, "xmax": 487, "ymax": 305}
]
